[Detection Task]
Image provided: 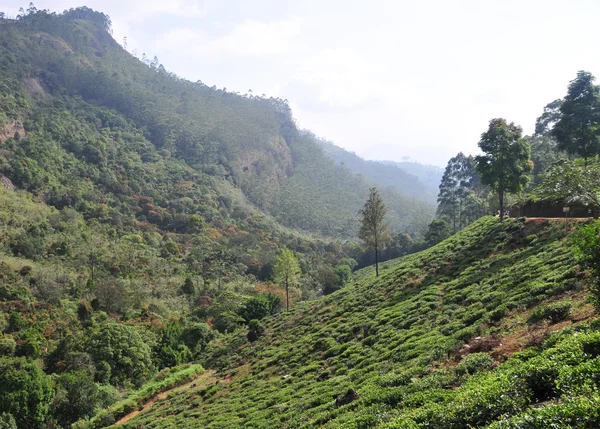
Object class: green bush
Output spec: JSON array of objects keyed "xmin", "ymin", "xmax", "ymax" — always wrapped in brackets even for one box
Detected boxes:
[
  {"xmin": 0, "ymin": 336, "xmax": 16, "ymax": 357},
  {"xmin": 457, "ymin": 352, "xmax": 495, "ymax": 376},
  {"xmin": 87, "ymin": 322, "xmax": 155, "ymax": 386},
  {"xmin": 0, "ymin": 413, "xmax": 16, "ymax": 429},
  {"xmin": 0, "ymin": 357, "xmax": 54, "ymax": 428},
  {"xmin": 527, "ymin": 301, "xmax": 572, "ymax": 325}
]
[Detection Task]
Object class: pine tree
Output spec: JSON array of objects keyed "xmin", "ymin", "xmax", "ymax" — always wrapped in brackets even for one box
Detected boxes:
[
  {"xmin": 273, "ymin": 248, "xmax": 301, "ymax": 311},
  {"xmin": 359, "ymin": 188, "xmax": 389, "ymax": 277}
]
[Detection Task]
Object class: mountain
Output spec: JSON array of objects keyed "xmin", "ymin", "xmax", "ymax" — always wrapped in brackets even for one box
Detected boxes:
[
  {"xmin": 0, "ymin": 10, "xmax": 434, "ymax": 239},
  {"xmin": 380, "ymin": 160, "xmax": 444, "ymax": 196},
  {"xmin": 0, "ymin": 10, "xmax": 438, "ymax": 427},
  {"xmin": 80, "ymin": 216, "xmax": 597, "ymax": 428},
  {"xmin": 316, "ymin": 137, "xmax": 439, "ymax": 204}
]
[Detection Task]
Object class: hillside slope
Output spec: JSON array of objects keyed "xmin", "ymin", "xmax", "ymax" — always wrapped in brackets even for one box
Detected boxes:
[
  {"xmin": 92, "ymin": 217, "xmax": 599, "ymax": 429},
  {"xmin": 0, "ymin": 11, "xmax": 434, "ymax": 238},
  {"xmin": 316, "ymin": 137, "xmax": 438, "ymax": 204}
]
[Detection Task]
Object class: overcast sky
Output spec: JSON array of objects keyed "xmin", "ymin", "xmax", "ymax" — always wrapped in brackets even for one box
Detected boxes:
[{"xmin": 2, "ymin": 0, "xmax": 600, "ymax": 166}]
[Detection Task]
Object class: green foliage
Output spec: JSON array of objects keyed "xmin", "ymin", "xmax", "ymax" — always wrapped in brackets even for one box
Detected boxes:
[
  {"xmin": 527, "ymin": 301, "xmax": 572, "ymax": 325},
  {"xmin": 77, "ymin": 364, "xmax": 204, "ymax": 429},
  {"xmin": 86, "ymin": 322, "xmax": 155, "ymax": 386},
  {"xmin": 180, "ymin": 322, "xmax": 216, "ymax": 356},
  {"xmin": 0, "ymin": 357, "xmax": 54, "ymax": 428},
  {"xmin": 116, "ymin": 217, "xmax": 586, "ymax": 428},
  {"xmin": 476, "ymin": 118, "xmax": 532, "ymax": 220},
  {"xmin": 425, "ymin": 219, "xmax": 450, "ymax": 245},
  {"xmin": 0, "ymin": 336, "xmax": 16, "ymax": 357},
  {"xmin": 533, "ymin": 158, "xmax": 600, "ymax": 211},
  {"xmin": 239, "ymin": 295, "xmax": 274, "ymax": 322},
  {"xmin": 457, "ymin": 352, "xmax": 495, "ymax": 375},
  {"xmin": 273, "ymin": 248, "xmax": 301, "ymax": 310},
  {"xmin": 359, "ymin": 187, "xmax": 390, "ymax": 276},
  {"xmin": 247, "ymin": 319, "xmax": 264, "ymax": 343},
  {"xmin": 0, "ymin": 413, "xmax": 16, "ymax": 429},
  {"xmin": 551, "ymin": 71, "xmax": 600, "ymax": 162},
  {"xmin": 573, "ymin": 220, "xmax": 600, "ymax": 310},
  {"xmin": 51, "ymin": 370, "xmax": 120, "ymax": 428},
  {"xmin": 437, "ymin": 152, "xmax": 487, "ymax": 232}
]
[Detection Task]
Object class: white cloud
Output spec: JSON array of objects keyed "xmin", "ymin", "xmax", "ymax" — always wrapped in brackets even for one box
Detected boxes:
[{"xmin": 157, "ymin": 18, "xmax": 301, "ymax": 59}]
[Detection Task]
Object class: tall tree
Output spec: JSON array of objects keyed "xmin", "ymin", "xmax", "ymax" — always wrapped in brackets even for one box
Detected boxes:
[
  {"xmin": 359, "ymin": 188, "xmax": 389, "ymax": 277},
  {"xmin": 551, "ymin": 71, "xmax": 600, "ymax": 165},
  {"xmin": 437, "ymin": 152, "xmax": 480, "ymax": 232},
  {"xmin": 273, "ymin": 248, "xmax": 301, "ymax": 312},
  {"xmin": 475, "ymin": 119, "xmax": 532, "ymax": 221}
]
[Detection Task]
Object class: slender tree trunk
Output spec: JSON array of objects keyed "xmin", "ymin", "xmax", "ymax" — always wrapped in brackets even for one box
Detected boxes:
[
  {"xmin": 285, "ymin": 275, "xmax": 289, "ymax": 312},
  {"xmin": 452, "ymin": 201, "xmax": 457, "ymax": 234},
  {"xmin": 499, "ymin": 191, "xmax": 504, "ymax": 222},
  {"xmin": 375, "ymin": 243, "xmax": 379, "ymax": 277}
]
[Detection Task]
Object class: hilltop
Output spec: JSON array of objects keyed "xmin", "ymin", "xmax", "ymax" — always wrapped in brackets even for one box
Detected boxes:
[{"xmin": 83, "ymin": 217, "xmax": 599, "ymax": 429}]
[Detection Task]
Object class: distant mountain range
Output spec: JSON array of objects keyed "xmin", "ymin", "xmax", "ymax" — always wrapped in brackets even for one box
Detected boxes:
[{"xmin": 316, "ymin": 137, "xmax": 443, "ymax": 204}]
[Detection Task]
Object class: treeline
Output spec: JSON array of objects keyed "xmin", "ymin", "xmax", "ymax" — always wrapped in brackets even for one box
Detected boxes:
[{"xmin": 430, "ymin": 70, "xmax": 600, "ymax": 239}]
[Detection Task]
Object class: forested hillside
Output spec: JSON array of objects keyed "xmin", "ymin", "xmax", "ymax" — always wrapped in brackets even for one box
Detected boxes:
[{"xmin": 0, "ymin": 8, "xmax": 434, "ymax": 239}]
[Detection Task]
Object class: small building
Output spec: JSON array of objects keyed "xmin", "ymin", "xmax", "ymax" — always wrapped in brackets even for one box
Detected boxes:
[{"xmin": 509, "ymin": 199, "xmax": 595, "ymax": 218}]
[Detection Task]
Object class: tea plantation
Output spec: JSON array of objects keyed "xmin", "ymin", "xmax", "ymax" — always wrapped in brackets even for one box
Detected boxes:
[{"xmin": 86, "ymin": 217, "xmax": 599, "ymax": 428}]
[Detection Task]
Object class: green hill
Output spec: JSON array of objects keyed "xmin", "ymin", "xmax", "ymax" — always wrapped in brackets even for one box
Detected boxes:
[
  {"xmin": 0, "ymin": 10, "xmax": 434, "ymax": 239},
  {"xmin": 84, "ymin": 217, "xmax": 599, "ymax": 429}
]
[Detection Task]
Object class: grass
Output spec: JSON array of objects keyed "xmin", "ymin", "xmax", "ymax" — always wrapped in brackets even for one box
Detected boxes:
[
  {"xmin": 90, "ymin": 217, "xmax": 598, "ymax": 428},
  {"xmin": 74, "ymin": 364, "xmax": 205, "ymax": 429}
]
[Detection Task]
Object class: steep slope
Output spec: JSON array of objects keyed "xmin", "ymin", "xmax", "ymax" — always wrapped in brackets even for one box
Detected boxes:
[
  {"xmin": 0, "ymin": 11, "xmax": 434, "ymax": 238},
  {"xmin": 316, "ymin": 137, "xmax": 438, "ymax": 204},
  {"xmin": 90, "ymin": 217, "xmax": 598, "ymax": 429}
]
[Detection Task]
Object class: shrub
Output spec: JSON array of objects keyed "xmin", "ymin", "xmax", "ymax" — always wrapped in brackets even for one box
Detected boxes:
[
  {"xmin": 50, "ymin": 370, "xmax": 120, "ymax": 428},
  {"xmin": 527, "ymin": 301, "xmax": 572, "ymax": 325},
  {"xmin": 247, "ymin": 319, "xmax": 264, "ymax": 343},
  {"xmin": 0, "ymin": 357, "xmax": 54, "ymax": 427},
  {"xmin": 87, "ymin": 322, "xmax": 155, "ymax": 386},
  {"xmin": 239, "ymin": 296, "xmax": 271, "ymax": 322},
  {"xmin": 0, "ymin": 413, "xmax": 16, "ymax": 429},
  {"xmin": 0, "ymin": 336, "xmax": 16, "ymax": 357},
  {"xmin": 180, "ymin": 322, "xmax": 216, "ymax": 355},
  {"xmin": 457, "ymin": 352, "xmax": 495, "ymax": 376}
]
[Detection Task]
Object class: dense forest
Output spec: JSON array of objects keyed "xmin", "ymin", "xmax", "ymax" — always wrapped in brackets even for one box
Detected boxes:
[{"xmin": 2, "ymin": 4, "xmax": 600, "ymax": 429}]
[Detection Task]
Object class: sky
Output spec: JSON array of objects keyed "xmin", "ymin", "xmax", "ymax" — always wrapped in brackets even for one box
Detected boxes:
[{"xmin": 2, "ymin": 0, "xmax": 600, "ymax": 166}]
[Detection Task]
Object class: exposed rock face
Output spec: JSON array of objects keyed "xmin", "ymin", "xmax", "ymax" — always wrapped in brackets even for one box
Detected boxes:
[
  {"xmin": 0, "ymin": 175, "xmax": 15, "ymax": 190},
  {"xmin": 0, "ymin": 119, "xmax": 26, "ymax": 143}
]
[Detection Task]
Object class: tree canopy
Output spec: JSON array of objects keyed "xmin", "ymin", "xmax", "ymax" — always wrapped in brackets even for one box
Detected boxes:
[
  {"xmin": 551, "ymin": 71, "xmax": 600, "ymax": 163},
  {"xmin": 359, "ymin": 188, "xmax": 389, "ymax": 276},
  {"xmin": 475, "ymin": 119, "xmax": 532, "ymax": 221},
  {"xmin": 273, "ymin": 248, "xmax": 301, "ymax": 311}
]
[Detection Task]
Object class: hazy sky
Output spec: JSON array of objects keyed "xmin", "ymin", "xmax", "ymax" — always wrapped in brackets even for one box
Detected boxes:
[{"xmin": 2, "ymin": 0, "xmax": 600, "ymax": 166}]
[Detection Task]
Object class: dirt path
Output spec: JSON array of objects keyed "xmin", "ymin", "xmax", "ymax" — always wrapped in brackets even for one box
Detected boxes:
[
  {"xmin": 114, "ymin": 369, "xmax": 216, "ymax": 426},
  {"xmin": 524, "ymin": 217, "xmax": 593, "ymax": 221}
]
